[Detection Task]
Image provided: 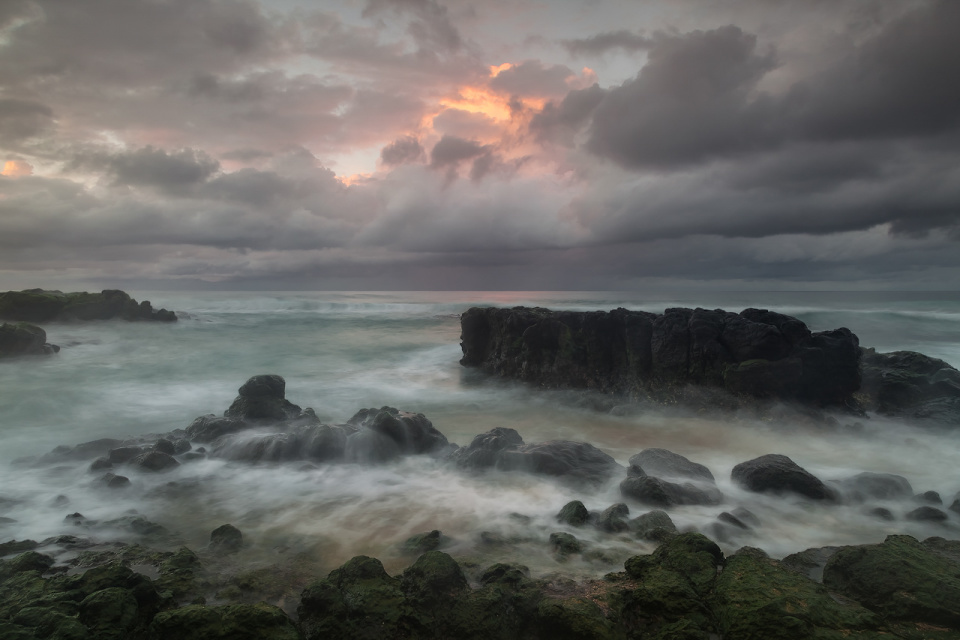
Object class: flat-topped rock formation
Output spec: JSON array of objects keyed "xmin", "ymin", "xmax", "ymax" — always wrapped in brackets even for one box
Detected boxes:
[
  {"xmin": 460, "ymin": 306, "xmax": 960, "ymax": 423},
  {"xmin": 0, "ymin": 288, "xmax": 176, "ymax": 323}
]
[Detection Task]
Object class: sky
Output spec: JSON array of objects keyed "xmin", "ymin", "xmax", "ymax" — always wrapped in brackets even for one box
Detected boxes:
[{"xmin": 0, "ymin": 0, "xmax": 958, "ymax": 291}]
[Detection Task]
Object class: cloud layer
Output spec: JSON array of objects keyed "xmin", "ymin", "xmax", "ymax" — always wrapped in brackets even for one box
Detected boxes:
[{"xmin": 0, "ymin": 0, "xmax": 957, "ymax": 290}]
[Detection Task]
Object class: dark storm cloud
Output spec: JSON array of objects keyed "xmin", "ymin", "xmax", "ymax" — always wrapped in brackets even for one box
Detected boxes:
[
  {"xmin": 0, "ymin": 99, "xmax": 55, "ymax": 141},
  {"xmin": 429, "ymin": 135, "xmax": 488, "ymax": 168},
  {"xmin": 381, "ymin": 136, "xmax": 424, "ymax": 165},
  {"xmin": 528, "ymin": 84, "xmax": 605, "ymax": 145},
  {"xmin": 586, "ymin": 25, "xmax": 779, "ymax": 168},
  {"xmin": 81, "ymin": 147, "xmax": 222, "ymax": 192},
  {"xmin": 220, "ymin": 148, "xmax": 273, "ymax": 162},
  {"xmin": 561, "ymin": 30, "xmax": 654, "ymax": 56},
  {"xmin": 363, "ymin": 0, "xmax": 463, "ymax": 54}
]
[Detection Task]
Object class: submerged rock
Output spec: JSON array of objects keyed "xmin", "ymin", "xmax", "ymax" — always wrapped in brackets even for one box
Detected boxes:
[
  {"xmin": 210, "ymin": 524, "xmax": 243, "ymax": 555},
  {"xmin": 832, "ymin": 471, "xmax": 913, "ymax": 502},
  {"xmin": 346, "ymin": 407, "xmax": 450, "ymax": 462},
  {"xmin": 628, "ymin": 448, "xmax": 715, "ymax": 483},
  {"xmin": 620, "ymin": 475, "xmax": 722, "ymax": 508},
  {"xmin": 731, "ymin": 454, "xmax": 837, "ymax": 501},
  {"xmin": 495, "ymin": 440, "xmax": 621, "ymax": 487}
]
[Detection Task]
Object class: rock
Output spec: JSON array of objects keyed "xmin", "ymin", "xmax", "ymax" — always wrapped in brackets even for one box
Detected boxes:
[
  {"xmin": 108, "ymin": 446, "xmax": 145, "ymax": 464},
  {"xmin": 210, "ymin": 424, "xmax": 352, "ymax": 463},
  {"xmin": 495, "ymin": 440, "xmax": 621, "ymax": 487},
  {"xmin": 823, "ymin": 534, "xmax": 960, "ymax": 630},
  {"xmin": 860, "ymin": 348, "xmax": 960, "ymax": 423},
  {"xmin": 0, "ymin": 540, "xmax": 39, "ymax": 557},
  {"xmin": 98, "ymin": 473, "xmax": 130, "ymax": 489},
  {"xmin": 224, "ymin": 375, "xmax": 304, "ymax": 423},
  {"xmin": 620, "ymin": 475, "xmax": 722, "ymax": 508},
  {"xmin": 89, "ymin": 457, "xmax": 112, "ymax": 471},
  {"xmin": 832, "ymin": 471, "xmax": 913, "ymax": 502},
  {"xmin": 0, "ymin": 288, "xmax": 176, "ymax": 323},
  {"xmin": 556, "ymin": 500, "xmax": 589, "ymax": 527},
  {"xmin": 905, "ymin": 506, "xmax": 948, "ymax": 522},
  {"xmin": 347, "ymin": 407, "xmax": 449, "ymax": 460},
  {"xmin": 628, "ymin": 448, "xmax": 715, "ymax": 483},
  {"xmin": 78, "ymin": 587, "xmax": 139, "ymax": 639},
  {"xmin": 595, "ymin": 503, "xmax": 630, "ymax": 533},
  {"xmin": 913, "ymin": 490, "xmax": 942, "ymax": 505},
  {"xmin": 210, "ymin": 524, "xmax": 243, "ymax": 554},
  {"xmin": 549, "ymin": 532, "xmax": 582, "ymax": 557},
  {"xmin": 629, "ymin": 509, "xmax": 677, "ymax": 541},
  {"xmin": 186, "ymin": 415, "xmax": 248, "ymax": 443},
  {"xmin": 154, "ymin": 438, "xmax": 176, "ymax": 455},
  {"xmin": 148, "ymin": 603, "xmax": 300, "ymax": 639},
  {"xmin": 130, "ymin": 451, "xmax": 180, "ymax": 472},
  {"xmin": 452, "ymin": 427, "xmax": 524, "ymax": 469},
  {"xmin": 459, "ymin": 305, "xmax": 863, "ymax": 408},
  {"xmin": 401, "ymin": 530, "xmax": 445, "ymax": 554},
  {"xmin": 0, "ymin": 322, "xmax": 58, "ymax": 357},
  {"xmin": 718, "ymin": 511, "xmax": 753, "ymax": 530},
  {"xmin": 731, "ymin": 454, "xmax": 836, "ymax": 501},
  {"xmin": 868, "ymin": 507, "xmax": 895, "ymax": 521}
]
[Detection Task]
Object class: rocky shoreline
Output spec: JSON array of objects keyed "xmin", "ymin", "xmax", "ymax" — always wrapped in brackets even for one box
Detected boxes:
[
  {"xmin": 0, "ymin": 289, "xmax": 176, "ymax": 358},
  {"xmin": 459, "ymin": 306, "xmax": 960, "ymax": 424},
  {"xmin": 4, "ymin": 373, "xmax": 960, "ymax": 638}
]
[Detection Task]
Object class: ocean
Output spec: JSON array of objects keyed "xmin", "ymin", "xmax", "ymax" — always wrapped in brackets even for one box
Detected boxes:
[{"xmin": 2, "ymin": 290, "xmax": 959, "ymax": 578}]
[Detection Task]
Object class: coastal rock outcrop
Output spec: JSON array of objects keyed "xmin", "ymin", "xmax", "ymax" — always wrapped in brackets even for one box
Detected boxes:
[
  {"xmin": 0, "ymin": 322, "xmax": 59, "ymax": 357},
  {"xmin": 860, "ymin": 348, "xmax": 960, "ymax": 423},
  {"xmin": 0, "ymin": 288, "xmax": 176, "ymax": 323},
  {"xmin": 732, "ymin": 454, "xmax": 837, "ymax": 501},
  {"xmin": 460, "ymin": 305, "xmax": 861, "ymax": 408}
]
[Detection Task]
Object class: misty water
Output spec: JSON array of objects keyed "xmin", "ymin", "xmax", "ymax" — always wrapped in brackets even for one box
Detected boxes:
[{"xmin": 2, "ymin": 290, "xmax": 960, "ymax": 583}]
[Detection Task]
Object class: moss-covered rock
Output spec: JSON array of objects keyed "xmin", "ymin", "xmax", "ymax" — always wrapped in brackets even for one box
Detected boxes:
[
  {"xmin": 823, "ymin": 534, "xmax": 960, "ymax": 637},
  {"xmin": 147, "ymin": 602, "xmax": 300, "ymax": 640},
  {"xmin": 78, "ymin": 587, "xmax": 139, "ymax": 639}
]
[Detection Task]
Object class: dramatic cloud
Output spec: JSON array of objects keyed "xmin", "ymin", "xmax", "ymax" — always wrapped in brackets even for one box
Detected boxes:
[{"xmin": 0, "ymin": 0, "xmax": 957, "ymax": 290}]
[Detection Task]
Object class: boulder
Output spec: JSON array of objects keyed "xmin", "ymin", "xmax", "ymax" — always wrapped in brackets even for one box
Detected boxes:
[
  {"xmin": 860, "ymin": 348, "xmax": 960, "ymax": 423},
  {"xmin": 548, "ymin": 532, "xmax": 582, "ymax": 557},
  {"xmin": 224, "ymin": 375, "xmax": 304, "ymax": 423},
  {"xmin": 186, "ymin": 415, "xmax": 247, "ymax": 443},
  {"xmin": 459, "ymin": 305, "xmax": 863, "ymax": 408},
  {"xmin": 628, "ymin": 448, "xmax": 715, "ymax": 483},
  {"xmin": 555, "ymin": 500, "xmax": 589, "ymax": 527},
  {"xmin": 0, "ymin": 288, "xmax": 176, "ymax": 323},
  {"xmin": 831, "ymin": 472, "xmax": 913, "ymax": 502},
  {"xmin": 495, "ymin": 440, "xmax": 621, "ymax": 487},
  {"xmin": 0, "ymin": 322, "xmax": 58, "ymax": 357},
  {"xmin": 629, "ymin": 510, "xmax": 677, "ymax": 541},
  {"xmin": 452, "ymin": 427, "xmax": 524, "ymax": 469},
  {"xmin": 347, "ymin": 407, "xmax": 449, "ymax": 459},
  {"xmin": 210, "ymin": 424, "xmax": 352, "ymax": 463},
  {"xmin": 620, "ymin": 475, "xmax": 722, "ymax": 508},
  {"xmin": 130, "ymin": 451, "xmax": 180, "ymax": 473},
  {"xmin": 595, "ymin": 503, "xmax": 630, "ymax": 533},
  {"xmin": 209, "ymin": 524, "xmax": 243, "ymax": 554},
  {"xmin": 905, "ymin": 506, "xmax": 948, "ymax": 522},
  {"xmin": 913, "ymin": 490, "xmax": 942, "ymax": 505},
  {"xmin": 731, "ymin": 454, "xmax": 836, "ymax": 501}
]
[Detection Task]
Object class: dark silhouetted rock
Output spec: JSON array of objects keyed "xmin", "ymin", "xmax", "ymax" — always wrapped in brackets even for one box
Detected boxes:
[
  {"xmin": 452, "ymin": 427, "xmax": 524, "ymax": 469},
  {"xmin": 549, "ymin": 532, "xmax": 582, "ymax": 557},
  {"xmin": 0, "ymin": 322, "xmax": 58, "ymax": 357},
  {"xmin": 556, "ymin": 500, "xmax": 589, "ymax": 527},
  {"xmin": 832, "ymin": 472, "xmax": 913, "ymax": 502},
  {"xmin": 596, "ymin": 503, "xmax": 630, "ymax": 533},
  {"xmin": 98, "ymin": 473, "xmax": 130, "ymax": 489},
  {"xmin": 107, "ymin": 446, "xmax": 145, "ymax": 464},
  {"xmin": 210, "ymin": 524, "xmax": 243, "ymax": 554},
  {"xmin": 346, "ymin": 407, "xmax": 449, "ymax": 461},
  {"xmin": 130, "ymin": 451, "xmax": 180, "ymax": 473},
  {"xmin": 629, "ymin": 510, "xmax": 677, "ymax": 541},
  {"xmin": 860, "ymin": 348, "xmax": 960, "ymax": 423},
  {"xmin": 495, "ymin": 440, "xmax": 621, "ymax": 487},
  {"xmin": 620, "ymin": 475, "xmax": 722, "ymax": 508},
  {"xmin": 459, "ymin": 305, "xmax": 863, "ymax": 408},
  {"xmin": 0, "ymin": 288, "xmax": 176, "ymax": 323},
  {"xmin": 186, "ymin": 415, "xmax": 247, "ymax": 443},
  {"xmin": 401, "ymin": 530, "xmax": 445, "ymax": 554},
  {"xmin": 628, "ymin": 448, "xmax": 715, "ymax": 482},
  {"xmin": 868, "ymin": 507, "xmax": 895, "ymax": 521},
  {"xmin": 905, "ymin": 506, "xmax": 948, "ymax": 522},
  {"xmin": 731, "ymin": 454, "xmax": 836, "ymax": 501},
  {"xmin": 913, "ymin": 490, "xmax": 942, "ymax": 505},
  {"xmin": 224, "ymin": 375, "xmax": 304, "ymax": 423},
  {"xmin": 210, "ymin": 424, "xmax": 352, "ymax": 463}
]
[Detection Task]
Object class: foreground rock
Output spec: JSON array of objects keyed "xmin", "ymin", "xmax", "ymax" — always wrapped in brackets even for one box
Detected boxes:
[
  {"xmin": 0, "ymin": 288, "xmax": 176, "ymax": 323},
  {"xmin": 732, "ymin": 454, "xmax": 837, "ymax": 501},
  {"xmin": 0, "ymin": 322, "xmax": 59, "ymax": 357}
]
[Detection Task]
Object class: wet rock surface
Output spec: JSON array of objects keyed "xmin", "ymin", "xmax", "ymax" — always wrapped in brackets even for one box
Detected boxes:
[
  {"xmin": 0, "ymin": 288, "xmax": 176, "ymax": 323},
  {"xmin": 732, "ymin": 453, "xmax": 837, "ymax": 501},
  {"xmin": 459, "ymin": 306, "xmax": 960, "ymax": 422},
  {"xmin": 0, "ymin": 322, "xmax": 59, "ymax": 357}
]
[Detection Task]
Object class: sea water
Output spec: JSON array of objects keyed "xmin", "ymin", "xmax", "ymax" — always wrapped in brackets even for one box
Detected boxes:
[{"xmin": 1, "ymin": 290, "xmax": 959, "ymax": 578}]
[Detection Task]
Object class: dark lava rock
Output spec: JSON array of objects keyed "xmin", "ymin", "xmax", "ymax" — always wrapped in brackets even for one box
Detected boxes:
[
  {"xmin": 595, "ymin": 503, "xmax": 630, "ymax": 533},
  {"xmin": 860, "ymin": 348, "xmax": 960, "ymax": 423},
  {"xmin": 224, "ymin": 374, "xmax": 304, "ymax": 423},
  {"xmin": 731, "ymin": 454, "xmax": 836, "ymax": 501},
  {"xmin": 346, "ymin": 407, "xmax": 449, "ymax": 462},
  {"xmin": 549, "ymin": 532, "xmax": 582, "ymax": 557},
  {"xmin": 0, "ymin": 288, "xmax": 176, "ymax": 323},
  {"xmin": 211, "ymin": 424, "xmax": 352, "ymax": 463},
  {"xmin": 452, "ymin": 427, "xmax": 524, "ymax": 469},
  {"xmin": 905, "ymin": 506, "xmax": 948, "ymax": 522},
  {"xmin": 629, "ymin": 509, "xmax": 677, "ymax": 541},
  {"xmin": 98, "ymin": 473, "xmax": 130, "ymax": 489},
  {"xmin": 832, "ymin": 471, "xmax": 913, "ymax": 502},
  {"xmin": 401, "ymin": 530, "xmax": 445, "ymax": 554},
  {"xmin": 495, "ymin": 440, "xmax": 621, "ymax": 487},
  {"xmin": 186, "ymin": 414, "xmax": 248, "ymax": 443},
  {"xmin": 210, "ymin": 524, "xmax": 243, "ymax": 554},
  {"xmin": 823, "ymin": 534, "xmax": 960, "ymax": 629},
  {"xmin": 620, "ymin": 475, "xmax": 723, "ymax": 508},
  {"xmin": 913, "ymin": 490, "xmax": 942, "ymax": 505},
  {"xmin": 555, "ymin": 500, "xmax": 589, "ymax": 527},
  {"xmin": 0, "ymin": 322, "xmax": 58, "ymax": 357},
  {"xmin": 459, "ymin": 305, "xmax": 862, "ymax": 408},
  {"xmin": 628, "ymin": 448, "xmax": 715, "ymax": 483},
  {"xmin": 130, "ymin": 451, "xmax": 180, "ymax": 473}
]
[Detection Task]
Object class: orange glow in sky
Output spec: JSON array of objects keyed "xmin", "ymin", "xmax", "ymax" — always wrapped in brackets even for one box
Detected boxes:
[
  {"xmin": 1, "ymin": 160, "xmax": 33, "ymax": 177},
  {"xmin": 439, "ymin": 86, "xmax": 514, "ymax": 122}
]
